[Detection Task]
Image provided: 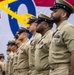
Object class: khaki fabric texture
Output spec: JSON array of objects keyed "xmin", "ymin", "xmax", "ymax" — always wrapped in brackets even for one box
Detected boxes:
[
  {"xmin": 49, "ymin": 20, "xmax": 74, "ymax": 64},
  {"xmin": 36, "ymin": 70, "xmax": 49, "ymax": 75},
  {"xmin": 29, "ymin": 33, "xmax": 41, "ymax": 69},
  {"xmin": 29, "ymin": 33, "xmax": 41, "ymax": 75},
  {"xmin": 17, "ymin": 39, "xmax": 30, "ymax": 75},
  {"xmin": 35, "ymin": 30, "xmax": 53, "ymax": 71},
  {"xmin": 0, "ymin": 61, "xmax": 5, "ymax": 74},
  {"xmin": 13, "ymin": 51, "xmax": 18, "ymax": 70},
  {"xmin": 13, "ymin": 51, "xmax": 19, "ymax": 75},
  {"xmin": 27, "ymin": 70, "xmax": 49, "ymax": 75},
  {"xmin": 18, "ymin": 69, "xmax": 29, "ymax": 75},
  {"xmin": 5, "ymin": 56, "xmax": 10, "ymax": 75},
  {"xmin": 49, "ymin": 64, "xmax": 71, "ymax": 75},
  {"xmin": 13, "ymin": 69, "xmax": 18, "ymax": 75},
  {"xmin": 8, "ymin": 52, "xmax": 14, "ymax": 75},
  {"xmin": 27, "ymin": 70, "xmax": 38, "ymax": 75}
]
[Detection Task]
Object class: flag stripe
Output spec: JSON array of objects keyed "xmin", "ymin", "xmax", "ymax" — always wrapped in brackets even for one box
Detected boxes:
[
  {"xmin": 66, "ymin": 0, "xmax": 74, "ymax": 7},
  {"xmin": 34, "ymin": 0, "xmax": 54, "ymax": 7},
  {"xmin": 0, "ymin": 0, "xmax": 3, "ymax": 2}
]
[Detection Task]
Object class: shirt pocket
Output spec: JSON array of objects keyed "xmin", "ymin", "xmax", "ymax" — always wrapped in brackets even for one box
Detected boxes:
[
  {"xmin": 39, "ymin": 41, "xmax": 44, "ymax": 49},
  {"xmin": 19, "ymin": 49, "xmax": 25, "ymax": 59},
  {"xmin": 20, "ymin": 49, "xmax": 24, "ymax": 53},
  {"xmin": 53, "ymin": 36, "xmax": 62, "ymax": 46},
  {"xmin": 39, "ymin": 41, "xmax": 49, "ymax": 52},
  {"xmin": 20, "ymin": 45, "xmax": 26, "ymax": 53},
  {"xmin": 53, "ymin": 32, "xmax": 61, "ymax": 46}
]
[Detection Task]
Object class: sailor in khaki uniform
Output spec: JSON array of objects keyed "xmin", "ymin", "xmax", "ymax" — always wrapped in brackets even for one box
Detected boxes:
[
  {"xmin": 27, "ymin": 16, "xmax": 41, "ymax": 75},
  {"xmin": 13, "ymin": 52, "xmax": 18, "ymax": 75},
  {"xmin": 13, "ymin": 32, "xmax": 22, "ymax": 75},
  {"xmin": 35, "ymin": 14, "xmax": 53, "ymax": 75},
  {"xmin": 10, "ymin": 40, "xmax": 18, "ymax": 75},
  {"xmin": 5, "ymin": 40, "xmax": 14, "ymax": 75},
  {"xmin": 9, "ymin": 52, "xmax": 13, "ymax": 75},
  {"xmin": 9, "ymin": 40, "xmax": 17, "ymax": 75},
  {"xmin": 17, "ymin": 27, "xmax": 30, "ymax": 75},
  {"xmin": 49, "ymin": 0, "xmax": 74, "ymax": 75},
  {"xmin": 5, "ymin": 49, "xmax": 11, "ymax": 75},
  {"xmin": 0, "ymin": 54, "xmax": 5, "ymax": 75},
  {"xmin": 5, "ymin": 41, "xmax": 12, "ymax": 75},
  {"xmin": 15, "ymin": 32, "xmax": 22, "ymax": 48}
]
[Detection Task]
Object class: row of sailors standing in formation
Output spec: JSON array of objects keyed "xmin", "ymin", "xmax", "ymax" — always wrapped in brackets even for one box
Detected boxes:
[
  {"xmin": 5, "ymin": 13, "xmax": 52, "ymax": 75},
  {"xmin": 1, "ymin": 0, "xmax": 74, "ymax": 75}
]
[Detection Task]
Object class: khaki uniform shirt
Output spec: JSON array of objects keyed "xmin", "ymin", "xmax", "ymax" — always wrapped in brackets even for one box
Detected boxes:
[
  {"xmin": 35, "ymin": 30, "xmax": 53, "ymax": 71},
  {"xmin": 29, "ymin": 33, "xmax": 41, "ymax": 69},
  {"xmin": 13, "ymin": 51, "xmax": 18, "ymax": 71},
  {"xmin": 5, "ymin": 55, "xmax": 10, "ymax": 75},
  {"xmin": 9, "ymin": 52, "xmax": 14, "ymax": 75},
  {"xmin": 49, "ymin": 20, "xmax": 74, "ymax": 64},
  {"xmin": 17, "ymin": 39, "xmax": 30, "ymax": 69},
  {"xmin": 0, "ymin": 61, "xmax": 5, "ymax": 74}
]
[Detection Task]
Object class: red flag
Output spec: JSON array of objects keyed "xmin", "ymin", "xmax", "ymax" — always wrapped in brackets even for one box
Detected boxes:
[
  {"xmin": 0, "ymin": 0, "xmax": 3, "ymax": 1},
  {"xmin": 34, "ymin": 0, "xmax": 55, "ymax": 7},
  {"xmin": 66, "ymin": 0, "xmax": 74, "ymax": 7}
]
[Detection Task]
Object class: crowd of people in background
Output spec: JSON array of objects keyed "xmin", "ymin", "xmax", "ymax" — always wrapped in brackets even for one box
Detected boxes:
[{"xmin": 0, "ymin": 0, "xmax": 74, "ymax": 75}]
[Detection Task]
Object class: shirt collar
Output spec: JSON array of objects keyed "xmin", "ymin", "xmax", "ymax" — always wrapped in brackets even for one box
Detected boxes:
[
  {"xmin": 43, "ymin": 30, "xmax": 51, "ymax": 38},
  {"xmin": 57, "ymin": 20, "xmax": 68, "ymax": 31}
]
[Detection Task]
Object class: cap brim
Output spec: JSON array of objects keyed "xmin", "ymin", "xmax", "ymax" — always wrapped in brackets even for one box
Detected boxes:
[
  {"xmin": 7, "ymin": 43, "xmax": 11, "ymax": 46},
  {"xmin": 35, "ymin": 20, "xmax": 38, "ymax": 23},
  {"xmin": 17, "ymin": 32, "xmax": 22, "ymax": 34},
  {"xmin": 35, "ymin": 18, "xmax": 43, "ymax": 24},
  {"xmin": 50, "ymin": 6, "xmax": 57, "ymax": 10},
  {"xmin": 18, "ymin": 30, "xmax": 26, "ymax": 34},
  {"xmin": 14, "ymin": 35, "xmax": 18, "ymax": 39},
  {"xmin": 7, "ymin": 44, "xmax": 9, "ymax": 46},
  {"xmin": 27, "ymin": 21, "xmax": 31, "ymax": 24},
  {"xmin": 27, "ymin": 20, "xmax": 36, "ymax": 24},
  {"xmin": 35, "ymin": 20, "xmax": 41, "ymax": 24},
  {"xmin": 11, "ymin": 43, "xmax": 16, "ymax": 46}
]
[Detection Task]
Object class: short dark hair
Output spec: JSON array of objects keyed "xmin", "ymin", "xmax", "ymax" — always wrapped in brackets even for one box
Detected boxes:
[
  {"xmin": 65, "ymin": 11, "xmax": 71, "ymax": 18},
  {"xmin": 62, "ymin": 8, "xmax": 71, "ymax": 18},
  {"xmin": 0, "ymin": 54, "xmax": 4, "ymax": 59},
  {"xmin": 48, "ymin": 23, "xmax": 53, "ymax": 28},
  {"xmin": 6, "ymin": 49, "xmax": 11, "ymax": 52},
  {"xmin": 44, "ymin": 21, "xmax": 53, "ymax": 29},
  {"xmin": 14, "ymin": 34, "xmax": 19, "ymax": 39}
]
